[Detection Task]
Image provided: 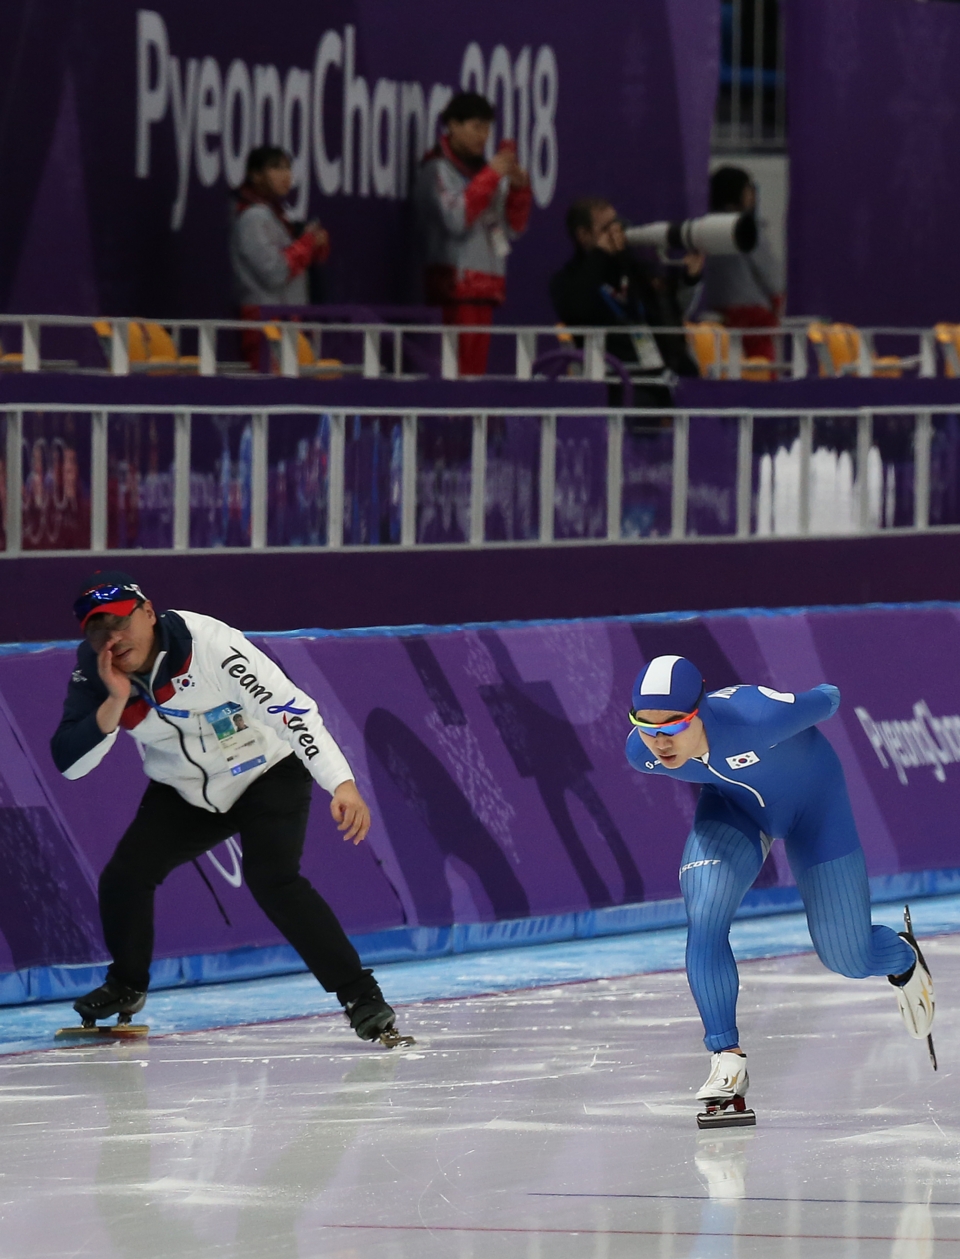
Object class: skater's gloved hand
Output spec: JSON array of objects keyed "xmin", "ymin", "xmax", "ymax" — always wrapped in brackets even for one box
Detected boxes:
[
  {"xmin": 815, "ymin": 683, "xmax": 841, "ymax": 717},
  {"xmin": 330, "ymin": 780, "xmax": 371, "ymax": 845},
  {"xmin": 95, "ymin": 636, "xmax": 133, "ymax": 734}
]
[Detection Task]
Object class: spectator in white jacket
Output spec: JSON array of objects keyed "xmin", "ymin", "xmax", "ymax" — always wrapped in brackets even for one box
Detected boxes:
[{"xmin": 415, "ymin": 93, "xmax": 532, "ymax": 376}]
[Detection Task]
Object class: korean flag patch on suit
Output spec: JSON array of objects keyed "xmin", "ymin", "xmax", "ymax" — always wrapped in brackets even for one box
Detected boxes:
[{"xmin": 726, "ymin": 751, "xmax": 760, "ymax": 769}]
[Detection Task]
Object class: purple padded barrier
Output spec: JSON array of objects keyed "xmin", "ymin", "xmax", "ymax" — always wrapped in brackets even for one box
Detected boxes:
[{"xmin": 0, "ymin": 604, "xmax": 959, "ymax": 982}]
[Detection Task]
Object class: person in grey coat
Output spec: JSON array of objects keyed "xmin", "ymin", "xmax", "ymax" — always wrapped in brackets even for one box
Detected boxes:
[
  {"xmin": 230, "ymin": 146, "xmax": 330, "ymax": 367},
  {"xmin": 700, "ymin": 166, "xmax": 783, "ymax": 362},
  {"xmin": 414, "ymin": 92, "xmax": 531, "ymax": 375}
]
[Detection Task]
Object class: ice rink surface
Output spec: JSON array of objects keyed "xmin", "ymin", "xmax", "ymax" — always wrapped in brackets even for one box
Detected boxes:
[{"xmin": 0, "ymin": 898, "xmax": 958, "ymax": 1258}]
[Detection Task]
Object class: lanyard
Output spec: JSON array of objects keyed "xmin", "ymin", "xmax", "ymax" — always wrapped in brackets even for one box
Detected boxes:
[{"xmin": 131, "ymin": 680, "xmax": 191, "ymax": 719}]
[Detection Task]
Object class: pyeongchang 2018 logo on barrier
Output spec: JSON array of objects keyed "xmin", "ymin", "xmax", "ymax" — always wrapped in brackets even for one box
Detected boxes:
[{"xmin": 855, "ymin": 701, "xmax": 960, "ymax": 785}]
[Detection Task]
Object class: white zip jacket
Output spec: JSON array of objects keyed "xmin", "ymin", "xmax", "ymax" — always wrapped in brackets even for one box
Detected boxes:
[{"xmin": 51, "ymin": 610, "xmax": 353, "ymax": 813}]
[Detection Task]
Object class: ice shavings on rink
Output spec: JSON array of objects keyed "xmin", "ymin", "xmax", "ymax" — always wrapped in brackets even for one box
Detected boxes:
[
  {"xmin": 0, "ymin": 934, "xmax": 958, "ymax": 1258},
  {"xmin": 0, "ymin": 893, "xmax": 958, "ymax": 1056}
]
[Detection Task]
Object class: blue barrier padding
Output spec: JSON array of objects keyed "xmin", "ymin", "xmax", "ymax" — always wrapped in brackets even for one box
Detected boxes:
[{"xmin": 1, "ymin": 865, "xmax": 957, "ymax": 1009}]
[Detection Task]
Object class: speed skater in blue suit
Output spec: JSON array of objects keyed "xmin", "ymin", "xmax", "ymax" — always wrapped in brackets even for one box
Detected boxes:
[{"xmin": 624, "ymin": 654, "xmax": 936, "ymax": 1127}]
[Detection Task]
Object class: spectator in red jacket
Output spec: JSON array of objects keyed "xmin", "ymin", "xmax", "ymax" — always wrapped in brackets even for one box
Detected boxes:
[
  {"xmin": 415, "ymin": 93, "xmax": 532, "ymax": 376},
  {"xmin": 230, "ymin": 146, "xmax": 330, "ymax": 370}
]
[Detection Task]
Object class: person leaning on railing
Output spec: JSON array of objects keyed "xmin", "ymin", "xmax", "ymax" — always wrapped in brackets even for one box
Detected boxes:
[
  {"xmin": 549, "ymin": 197, "xmax": 702, "ymax": 404},
  {"xmin": 414, "ymin": 92, "xmax": 532, "ymax": 377},
  {"xmin": 230, "ymin": 145, "xmax": 330, "ymax": 369}
]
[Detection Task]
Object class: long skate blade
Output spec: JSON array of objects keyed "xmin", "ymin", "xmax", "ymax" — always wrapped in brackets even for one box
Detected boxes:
[
  {"xmin": 55, "ymin": 1024, "xmax": 149, "ymax": 1040},
  {"xmin": 377, "ymin": 1028, "xmax": 415, "ymax": 1049},
  {"xmin": 927, "ymin": 1033, "xmax": 938, "ymax": 1071},
  {"xmin": 697, "ymin": 1107, "xmax": 756, "ymax": 1130}
]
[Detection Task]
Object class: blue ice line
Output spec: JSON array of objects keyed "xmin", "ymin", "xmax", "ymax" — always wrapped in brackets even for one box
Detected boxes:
[
  {"xmin": 529, "ymin": 1194, "xmax": 960, "ymax": 1207},
  {"xmin": 6, "ymin": 869, "xmax": 960, "ymax": 1011},
  {"xmin": 0, "ymin": 894, "xmax": 958, "ymax": 1058}
]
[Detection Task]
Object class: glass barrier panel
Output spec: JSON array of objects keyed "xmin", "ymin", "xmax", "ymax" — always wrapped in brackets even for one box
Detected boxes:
[
  {"xmin": 267, "ymin": 413, "xmax": 329, "ymax": 547},
  {"xmin": 344, "ymin": 414, "xmax": 402, "ymax": 546},
  {"xmin": 686, "ymin": 413, "xmax": 738, "ymax": 536},
  {"xmin": 872, "ymin": 413, "xmax": 916, "ymax": 529},
  {"xmin": 21, "ymin": 411, "xmax": 91, "ymax": 550},
  {"xmin": 485, "ymin": 415, "xmax": 540, "ymax": 542},
  {"xmin": 751, "ymin": 414, "xmax": 801, "ymax": 534},
  {"xmin": 107, "ymin": 413, "xmax": 174, "ymax": 549},
  {"xmin": 554, "ymin": 415, "xmax": 606, "ymax": 540},
  {"xmin": 417, "ymin": 415, "xmax": 471, "ymax": 544},
  {"xmin": 621, "ymin": 414, "xmax": 673, "ymax": 538},
  {"xmin": 190, "ymin": 414, "xmax": 252, "ymax": 548},
  {"xmin": 930, "ymin": 413, "xmax": 960, "ymax": 527}
]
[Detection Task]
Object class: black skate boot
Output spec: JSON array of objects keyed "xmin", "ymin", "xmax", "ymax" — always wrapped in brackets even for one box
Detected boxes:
[
  {"xmin": 341, "ymin": 980, "xmax": 414, "ymax": 1049},
  {"xmin": 56, "ymin": 976, "xmax": 148, "ymax": 1037}
]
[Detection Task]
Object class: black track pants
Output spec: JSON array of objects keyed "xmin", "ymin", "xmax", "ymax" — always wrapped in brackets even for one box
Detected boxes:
[{"xmin": 98, "ymin": 754, "xmax": 369, "ymax": 1000}]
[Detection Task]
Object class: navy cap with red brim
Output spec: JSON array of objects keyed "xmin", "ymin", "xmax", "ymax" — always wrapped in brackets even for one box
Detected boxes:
[{"xmin": 74, "ymin": 570, "xmax": 146, "ymax": 630}]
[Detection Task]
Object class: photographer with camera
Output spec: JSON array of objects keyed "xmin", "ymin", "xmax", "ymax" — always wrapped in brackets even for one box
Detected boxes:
[
  {"xmin": 415, "ymin": 92, "xmax": 532, "ymax": 376},
  {"xmin": 550, "ymin": 198, "xmax": 702, "ymax": 392}
]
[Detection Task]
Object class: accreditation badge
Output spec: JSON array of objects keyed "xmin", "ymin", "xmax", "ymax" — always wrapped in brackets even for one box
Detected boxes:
[
  {"xmin": 203, "ymin": 702, "xmax": 267, "ymax": 776},
  {"xmin": 631, "ymin": 330, "xmax": 665, "ymax": 371}
]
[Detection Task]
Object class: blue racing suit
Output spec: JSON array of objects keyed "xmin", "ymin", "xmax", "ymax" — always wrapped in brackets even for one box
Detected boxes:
[{"xmin": 626, "ymin": 683, "xmax": 913, "ymax": 1050}]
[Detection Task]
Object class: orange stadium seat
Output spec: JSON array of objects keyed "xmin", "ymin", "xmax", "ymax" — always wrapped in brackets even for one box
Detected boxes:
[
  {"xmin": 0, "ymin": 337, "xmax": 23, "ymax": 369},
  {"xmin": 141, "ymin": 322, "xmax": 200, "ymax": 371},
  {"xmin": 807, "ymin": 321, "xmax": 902, "ymax": 378},
  {"xmin": 93, "ymin": 320, "xmax": 200, "ymax": 373},
  {"xmin": 685, "ymin": 321, "xmax": 774, "ymax": 380},
  {"xmin": 686, "ymin": 321, "xmax": 729, "ymax": 378},
  {"xmin": 934, "ymin": 323, "xmax": 960, "ymax": 376},
  {"xmin": 262, "ymin": 323, "xmax": 343, "ymax": 377}
]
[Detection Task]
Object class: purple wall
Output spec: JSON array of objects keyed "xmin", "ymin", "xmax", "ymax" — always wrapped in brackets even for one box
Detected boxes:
[
  {"xmin": 1, "ymin": 0, "xmax": 718, "ymax": 325},
  {"xmin": 1, "ymin": 604, "xmax": 959, "ymax": 977},
  {"xmin": 6, "ymin": 532, "xmax": 960, "ymax": 647},
  {"xmin": 786, "ymin": 0, "xmax": 960, "ymax": 326}
]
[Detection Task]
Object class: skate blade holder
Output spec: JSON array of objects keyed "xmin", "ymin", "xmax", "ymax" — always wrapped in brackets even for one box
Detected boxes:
[
  {"xmin": 377, "ymin": 1028, "xmax": 416, "ymax": 1049},
  {"xmin": 696, "ymin": 1095, "xmax": 756, "ymax": 1130},
  {"xmin": 55, "ymin": 1015, "xmax": 149, "ymax": 1040}
]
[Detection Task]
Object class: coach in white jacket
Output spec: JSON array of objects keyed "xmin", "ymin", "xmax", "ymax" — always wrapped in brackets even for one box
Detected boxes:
[{"xmin": 51, "ymin": 571, "xmax": 403, "ymax": 1044}]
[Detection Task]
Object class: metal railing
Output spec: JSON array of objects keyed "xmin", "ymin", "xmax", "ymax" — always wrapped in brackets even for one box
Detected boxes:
[
  {"xmin": 2, "ymin": 404, "xmax": 956, "ymax": 558},
  {"xmin": 0, "ymin": 313, "xmax": 949, "ymax": 382}
]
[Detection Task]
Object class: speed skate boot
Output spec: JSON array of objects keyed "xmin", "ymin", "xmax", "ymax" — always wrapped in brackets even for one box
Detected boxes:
[
  {"xmin": 342, "ymin": 979, "xmax": 415, "ymax": 1049},
  {"xmin": 695, "ymin": 1050, "xmax": 756, "ymax": 1129},
  {"xmin": 889, "ymin": 904, "xmax": 936, "ymax": 1070},
  {"xmin": 55, "ymin": 980, "xmax": 149, "ymax": 1039}
]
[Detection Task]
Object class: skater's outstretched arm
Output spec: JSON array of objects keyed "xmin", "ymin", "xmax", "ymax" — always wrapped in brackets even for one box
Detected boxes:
[{"xmin": 750, "ymin": 683, "xmax": 840, "ymax": 746}]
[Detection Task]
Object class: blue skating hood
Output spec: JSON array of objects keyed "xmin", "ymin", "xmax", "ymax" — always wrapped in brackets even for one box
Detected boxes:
[{"xmin": 631, "ymin": 655, "xmax": 704, "ymax": 714}]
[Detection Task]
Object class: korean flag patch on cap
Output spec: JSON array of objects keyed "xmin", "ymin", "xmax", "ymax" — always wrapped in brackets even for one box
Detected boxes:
[{"xmin": 726, "ymin": 751, "xmax": 760, "ymax": 769}]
